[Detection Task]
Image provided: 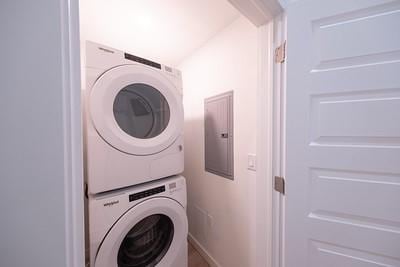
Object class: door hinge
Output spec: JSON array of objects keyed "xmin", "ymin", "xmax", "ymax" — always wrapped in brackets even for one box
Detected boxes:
[
  {"xmin": 274, "ymin": 176, "xmax": 285, "ymax": 194},
  {"xmin": 275, "ymin": 41, "xmax": 286, "ymax": 63}
]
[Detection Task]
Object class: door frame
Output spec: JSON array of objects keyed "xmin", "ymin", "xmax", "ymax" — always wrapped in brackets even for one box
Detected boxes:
[
  {"xmin": 255, "ymin": 13, "xmax": 287, "ymax": 267},
  {"xmin": 255, "ymin": 21, "xmax": 275, "ymax": 267},
  {"xmin": 270, "ymin": 12, "xmax": 287, "ymax": 267},
  {"xmin": 61, "ymin": 0, "xmax": 85, "ymax": 266}
]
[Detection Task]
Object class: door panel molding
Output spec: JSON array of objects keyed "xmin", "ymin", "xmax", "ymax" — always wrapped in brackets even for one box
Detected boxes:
[{"xmin": 285, "ymin": 1, "xmax": 400, "ymax": 266}]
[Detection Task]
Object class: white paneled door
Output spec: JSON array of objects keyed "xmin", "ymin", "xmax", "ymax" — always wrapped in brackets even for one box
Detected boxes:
[{"xmin": 285, "ymin": 1, "xmax": 400, "ymax": 266}]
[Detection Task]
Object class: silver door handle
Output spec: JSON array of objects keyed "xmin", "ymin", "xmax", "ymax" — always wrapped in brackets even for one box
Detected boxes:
[{"xmin": 221, "ymin": 133, "xmax": 228, "ymax": 138}]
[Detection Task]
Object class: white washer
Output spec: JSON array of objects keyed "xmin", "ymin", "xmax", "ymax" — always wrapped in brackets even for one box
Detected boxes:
[
  {"xmin": 88, "ymin": 175, "xmax": 188, "ymax": 267},
  {"xmin": 83, "ymin": 41, "xmax": 184, "ymax": 194}
]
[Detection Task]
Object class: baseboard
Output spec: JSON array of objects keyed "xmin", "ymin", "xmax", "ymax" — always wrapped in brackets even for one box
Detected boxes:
[{"xmin": 188, "ymin": 233, "xmax": 222, "ymax": 267}]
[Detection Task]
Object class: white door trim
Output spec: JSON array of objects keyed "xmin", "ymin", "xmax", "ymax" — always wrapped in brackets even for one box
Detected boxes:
[
  {"xmin": 228, "ymin": 0, "xmax": 283, "ymax": 26},
  {"xmin": 271, "ymin": 12, "xmax": 287, "ymax": 267},
  {"xmin": 60, "ymin": 0, "xmax": 85, "ymax": 266},
  {"xmin": 255, "ymin": 21, "xmax": 275, "ymax": 267}
]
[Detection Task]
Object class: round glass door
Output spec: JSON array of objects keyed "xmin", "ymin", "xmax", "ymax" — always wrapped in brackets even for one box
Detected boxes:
[
  {"xmin": 94, "ymin": 198, "xmax": 188, "ymax": 267},
  {"xmin": 117, "ymin": 214, "xmax": 174, "ymax": 267},
  {"xmin": 113, "ymin": 84, "xmax": 170, "ymax": 139},
  {"xmin": 89, "ymin": 65, "xmax": 183, "ymax": 155}
]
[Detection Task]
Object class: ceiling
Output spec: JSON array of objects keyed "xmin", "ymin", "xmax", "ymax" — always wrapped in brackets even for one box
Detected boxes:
[{"xmin": 80, "ymin": 0, "xmax": 240, "ymax": 67}]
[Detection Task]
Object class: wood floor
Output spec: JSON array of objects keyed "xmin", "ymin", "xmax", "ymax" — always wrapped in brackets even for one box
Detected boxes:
[{"xmin": 188, "ymin": 242, "xmax": 209, "ymax": 267}]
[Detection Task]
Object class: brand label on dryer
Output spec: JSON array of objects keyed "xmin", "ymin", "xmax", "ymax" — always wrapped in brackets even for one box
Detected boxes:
[
  {"xmin": 98, "ymin": 47, "xmax": 115, "ymax": 54},
  {"xmin": 103, "ymin": 200, "xmax": 119, "ymax": 207}
]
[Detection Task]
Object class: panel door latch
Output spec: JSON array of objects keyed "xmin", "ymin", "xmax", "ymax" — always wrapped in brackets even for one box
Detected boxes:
[{"xmin": 274, "ymin": 176, "xmax": 285, "ymax": 194}]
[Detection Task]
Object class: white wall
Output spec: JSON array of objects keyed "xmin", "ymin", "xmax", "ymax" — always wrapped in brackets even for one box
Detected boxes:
[
  {"xmin": 79, "ymin": 0, "xmax": 239, "ymax": 67},
  {"xmin": 179, "ymin": 16, "xmax": 258, "ymax": 267},
  {"xmin": 0, "ymin": 1, "xmax": 84, "ymax": 267}
]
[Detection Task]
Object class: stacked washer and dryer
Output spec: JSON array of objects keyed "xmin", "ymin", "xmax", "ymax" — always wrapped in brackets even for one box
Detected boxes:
[{"xmin": 83, "ymin": 41, "xmax": 188, "ymax": 267}]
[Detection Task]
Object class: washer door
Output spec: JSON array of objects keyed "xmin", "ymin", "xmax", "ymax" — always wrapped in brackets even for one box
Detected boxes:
[
  {"xmin": 90, "ymin": 65, "xmax": 183, "ymax": 155},
  {"xmin": 95, "ymin": 198, "xmax": 188, "ymax": 267}
]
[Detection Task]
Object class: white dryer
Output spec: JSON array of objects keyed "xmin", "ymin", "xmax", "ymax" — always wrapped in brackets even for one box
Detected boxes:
[
  {"xmin": 88, "ymin": 175, "xmax": 188, "ymax": 267},
  {"xmin": 83, "ymin": 41, "xmax": 184, "ymax": 194}
]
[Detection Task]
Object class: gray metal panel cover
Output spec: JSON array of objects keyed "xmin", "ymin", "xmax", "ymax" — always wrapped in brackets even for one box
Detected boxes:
[{"xmin": 204, "ymin": 91, "xmax": 234, "ymax": 179}]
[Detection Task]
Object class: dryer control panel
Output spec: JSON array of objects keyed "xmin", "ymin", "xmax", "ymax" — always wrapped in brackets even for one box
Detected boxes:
[{"xmin": 124, "ymin": 52, "xmax": 161, "ymax": 69}]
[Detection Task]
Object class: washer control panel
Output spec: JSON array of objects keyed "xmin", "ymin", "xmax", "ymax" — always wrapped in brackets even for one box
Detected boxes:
[{"xmin": 129, "ymin": 185, "xmax": 165, "ymax": 202}]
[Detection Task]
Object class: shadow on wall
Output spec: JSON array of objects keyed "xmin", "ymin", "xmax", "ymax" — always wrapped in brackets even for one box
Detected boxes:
[{"xmin": 183, "ymin": 117, "xmax": 251, "ymax": 267}]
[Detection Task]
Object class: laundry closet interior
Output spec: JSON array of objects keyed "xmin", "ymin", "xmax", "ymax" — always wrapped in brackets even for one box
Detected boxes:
[{"xmin": 80, "ymin": 0, "xmax": 261, "ymax": 266}]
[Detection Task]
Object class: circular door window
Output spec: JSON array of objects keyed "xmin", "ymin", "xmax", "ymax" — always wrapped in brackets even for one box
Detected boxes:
[
  {"xmin": 117, "ymin": 214, "xmax": 174, "ymax": 267},
  {"xmin": 113, "ymin": 84, "xmax": 170, "ymax": 139},
  {"xmin": 89, "ymin": 65, "xmax": 183, "ymax": 155},
  {"xmin": 95, "ymin": 198, "xmax": 188, "ymax": 267}
]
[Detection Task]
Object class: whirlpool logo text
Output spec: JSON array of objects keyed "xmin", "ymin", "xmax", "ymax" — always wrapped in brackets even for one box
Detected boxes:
[{"xmin": 103, "ymin": 200, "xmax": 119, "ymax": 207}]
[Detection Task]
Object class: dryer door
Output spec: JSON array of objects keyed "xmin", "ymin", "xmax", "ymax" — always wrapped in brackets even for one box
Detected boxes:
[
  {"xmin": 90, "ymin": 65, "xmax": 183, "ymax": 155},
  {"xmin": 95, "ymin": 198, "xmax": 188, "ymax": 267}
]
